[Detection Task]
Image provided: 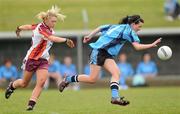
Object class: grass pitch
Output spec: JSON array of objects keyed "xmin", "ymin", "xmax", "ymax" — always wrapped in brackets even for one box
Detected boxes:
[{"xmin": 0, "ymin": 86, "xmax": 180, "ymax": 114}]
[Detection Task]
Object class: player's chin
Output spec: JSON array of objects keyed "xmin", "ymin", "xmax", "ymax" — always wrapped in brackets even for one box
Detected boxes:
[
  {"xmin": 134, "ymin": 30, "xmax": 139, "ymax": 33},
  {"xmin": 50, "ymin": 25, "xmax": 55, "ymax": 28},
  {"xmin": 137, "ymin": 29, "xmax": 141, "ymax": 32}
]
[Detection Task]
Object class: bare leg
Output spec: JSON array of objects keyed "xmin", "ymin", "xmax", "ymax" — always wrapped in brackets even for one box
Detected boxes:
[
  {"xmin": 59, "ymin": 64, "xmax": 101, "ymax": 92},
  {"xmin": 13, "ymin": 71, "xmax": 33, "ymax": 88},
  {"xmin": 103, "ymin": 59, "xmax": 129, "ymax": 106},
  {"xmin": 5, "ymin": 70, "xmax": 33, "ymax": 99},
  {"xmin": 77, "ymin": 64, "xmax": 101, "ymax": 84},
  {"xmin": 44, "ymin": 77, "xmax": 49, "ymax": 89},
  {"xmin": 26, "ymin": 69, "xmax": 48, "ymax": 110},
  {"xmin": 103, "ymin": 59, "xmax": 120, "ymax": 82},
  {"xmin": 30, "ymin": 69, "xmax": 48, "ymax": 102}
]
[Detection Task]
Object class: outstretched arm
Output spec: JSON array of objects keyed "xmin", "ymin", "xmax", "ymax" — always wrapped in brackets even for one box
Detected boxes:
[
  {"xmin": 132, "ymin": 38, "xmax": 162, "ymax": 50},
  {"xmin": 15, "ymin": 24, "xmax": 35, "ymax": 38},
  {"xmin": 83, "ymin": 27, "xmax": 101, "ymax": 43},
  {"xmin": 47, "ymin": 35, "xmax": 75, "ymax": 48},
  {"xmin": 18, "ymin": 25, "xmax": 34, "ymax": 31}
]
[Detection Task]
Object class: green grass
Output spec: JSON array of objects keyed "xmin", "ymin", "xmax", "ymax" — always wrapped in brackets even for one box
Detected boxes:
[
  {"xmin": 0, "ymin": 0, "xmax": 180, "ymax": 31},
  {"xmin": 0, "ymin": 87, "xmax": 180, "ymax": 114}
]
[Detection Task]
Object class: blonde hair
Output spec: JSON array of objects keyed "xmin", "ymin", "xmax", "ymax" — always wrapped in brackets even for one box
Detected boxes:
[{"xmin": 36, "ymin": 5, "xmax": 66, "ymax": 21}]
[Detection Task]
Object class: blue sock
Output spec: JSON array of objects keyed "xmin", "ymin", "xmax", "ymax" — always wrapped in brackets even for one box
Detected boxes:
[
  {"xmin": 110, "ymin": 82, "xmax": 120, "ymax": 98},
  {"xmin": 65, "ymin": 75, "xmax": 79, "ymax": 83}
]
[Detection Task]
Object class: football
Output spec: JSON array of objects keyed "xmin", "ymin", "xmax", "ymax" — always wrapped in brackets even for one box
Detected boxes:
[{"xmin": 157, "ymin": 46, "xmax": 172, "ymax": 60}]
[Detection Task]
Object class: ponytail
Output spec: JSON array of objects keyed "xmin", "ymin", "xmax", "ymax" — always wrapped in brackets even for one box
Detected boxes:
[
  {"xmin": 37, "ymin": 12, "xmax": 47, "ymax": 20},
  {"xmin": 120, "ymin": 16, "xmax": 129, "ymax": 24}
]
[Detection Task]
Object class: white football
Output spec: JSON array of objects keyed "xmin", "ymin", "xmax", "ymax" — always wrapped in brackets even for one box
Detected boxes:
[{"xmin": 157, "ymin": 46, "xmax": 172, "ymax": 60}]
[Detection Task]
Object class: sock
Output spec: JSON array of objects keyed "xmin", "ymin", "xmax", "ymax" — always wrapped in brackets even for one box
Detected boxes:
[
  {"xmin": 28, "ymin": 100, "xmax": 36, "ymax": 108},
  {"xmin": 10, "ymin": 82, "xmax": 15, "ymax": 90},
  {"xmin": 110, "ymin": 82, "xmax": 120, "ymax": 98},
  {"xmin": 65, "ymin": 75, "xmax": 79, "ymax": 83}
]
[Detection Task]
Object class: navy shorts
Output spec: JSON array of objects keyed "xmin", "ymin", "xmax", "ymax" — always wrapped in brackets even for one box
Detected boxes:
[{"xmin": 89, "ymin": 49, "xmax": 113, "ymax": 66}]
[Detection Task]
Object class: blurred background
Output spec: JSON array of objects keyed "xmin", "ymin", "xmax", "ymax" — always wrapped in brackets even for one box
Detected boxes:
[{"xmin": 0, "ymin": 0, "xmax": 180, "ymax": 89}]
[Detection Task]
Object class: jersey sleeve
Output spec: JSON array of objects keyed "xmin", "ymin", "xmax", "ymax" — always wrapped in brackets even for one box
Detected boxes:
[
  {"xmin": 38, "ymin": 25, "xmax": 51, "ymax": 38},
  {"xmin": 128, "ymin": 30, "xmax": 140, "ymax": 43},
  {"xmin": 99, "ymin": 24, "xmax": 111, "ymax": 32}
]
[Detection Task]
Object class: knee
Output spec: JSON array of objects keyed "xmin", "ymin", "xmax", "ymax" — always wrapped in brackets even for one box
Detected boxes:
[
  {"xmin": 37, "ymin": 79, "xmax": 46, "ymax": 88},
  {"xmin": 88, "ymin": 77, "xmax": 97, "ymax": 84}
]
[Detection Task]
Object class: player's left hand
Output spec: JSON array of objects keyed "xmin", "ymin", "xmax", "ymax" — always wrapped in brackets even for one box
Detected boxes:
[
  {"xmin": 66, "ymin": 39, "xmax": 75, "ymax": 48},
  {"xmin": 83, "ymin": 36, "xmax": 92, "ymax": 43},
  {"xmin": 15, "ymin": 26, "xmax": 21, "ymax": 38},
  {"xmin": 152, "ymin": 37, "xmax": 162, "ymax": 47}
]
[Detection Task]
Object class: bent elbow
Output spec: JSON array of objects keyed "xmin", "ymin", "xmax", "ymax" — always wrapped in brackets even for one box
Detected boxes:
[
  {"xmin": 132, "ymin": 42, "xmax": 141, "ymax": 51},
  {"xmin": 47, "ymin": 36, "xmax": 55, "ymax": 42},
  {"xmin": 134, "ymin": 46, "xmax": 141, "ymax": 51}
]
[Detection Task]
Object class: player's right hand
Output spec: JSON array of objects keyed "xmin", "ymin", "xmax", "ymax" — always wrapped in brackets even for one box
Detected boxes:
[
  {"xmin": 15, "ymin": 26, "xmax": 21, "ymax": 38},
  {"xmin": 83, "ymin": 36, "xmax": 92, "ymax": 43},
  {"xmin": 66, "ymin": 39, "xmax": 75, "ymax": 48}
]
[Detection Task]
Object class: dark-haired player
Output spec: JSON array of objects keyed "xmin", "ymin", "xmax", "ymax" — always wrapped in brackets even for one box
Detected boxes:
[{"xmin": 59, "ymin": 15, "xmax": 161, "ymax": 106}]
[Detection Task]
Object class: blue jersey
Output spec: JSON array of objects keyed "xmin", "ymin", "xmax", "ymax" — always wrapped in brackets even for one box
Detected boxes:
[
  {"xmin": 89, "ymin": 24, "xmax": 140, "ymax": 56},
  {"xmin": 136, "ymin": 61, "xmax": 158, "ymax": 75},
  {"xmin": 117, "ymin": 62, "xmax": 134, "ymax": 78},
  {"xmin": 0, "ymin": 65, "xmax": 18, "ymax": 79},
  {"xmin": 83, "ymin": 64, "xmax": 103, "ymax": 78},
  {"xmin": 48, "ymin": 60, "xmax": 61, "ymax": 73},
  {"xmin": 60, "ymin": 64, "xmax": 77, "ymax": 76},
  {"xmin": 117, "ymin": 62, "xmax": 134, "ymax": 85}
]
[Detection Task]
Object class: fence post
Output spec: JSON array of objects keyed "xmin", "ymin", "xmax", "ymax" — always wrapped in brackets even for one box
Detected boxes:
[{"xmin": 77, "ymin": 36, "xmax": 83, "ymax": 74}]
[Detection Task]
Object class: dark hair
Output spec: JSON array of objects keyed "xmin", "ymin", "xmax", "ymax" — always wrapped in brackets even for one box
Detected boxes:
[
  {"xmin": 119, "ymin": 15, "xmax": 144, "ymax": 24},
  {"xmin": 4, "ymin": 58, "xmax": 12, "ymax": 64},
  {"xmin": 142, "ymin": 52, "xmax": 151, "ymax": 60}
]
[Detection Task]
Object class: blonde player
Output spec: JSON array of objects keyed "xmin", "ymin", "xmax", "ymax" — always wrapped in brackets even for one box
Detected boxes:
[{"xmin": 5, "ymin": 6, "xmax": 74, "ymax": 111}]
